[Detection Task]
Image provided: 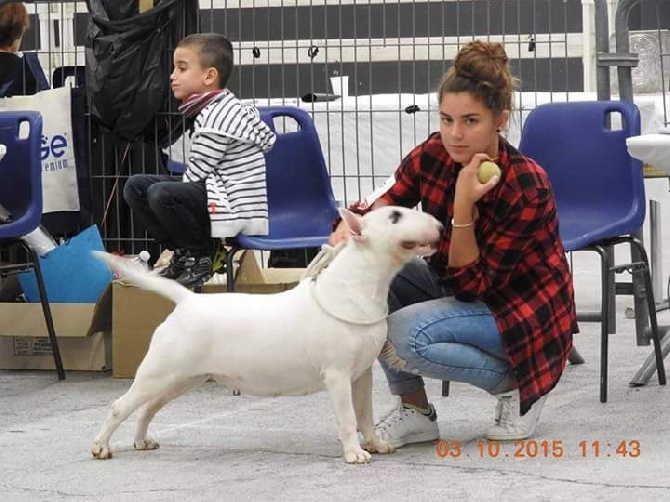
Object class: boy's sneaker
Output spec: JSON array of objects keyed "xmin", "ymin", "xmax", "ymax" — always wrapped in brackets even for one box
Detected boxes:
[
  {"xmin": 485, "ymin": 390, "xmax": 547, "ymax": 441},
  {"xmin": 374, "ymin": 400, "xmax": 439, "ymax": 448},
  {"xmin": 175, "ymin": 254, "xmax": 214, "ymax": 288},
  {"xmin": 157, "ymin": 249, "xmax": 190, "ymax": 280},
  {"xmin": 211, "ymin": 245, "xmax": 228, "ymax": 275}
]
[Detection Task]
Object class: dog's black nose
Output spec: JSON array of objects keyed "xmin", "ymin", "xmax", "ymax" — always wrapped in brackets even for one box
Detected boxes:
[{"xmin": 390, "ymin": 209, "xmax": 402, "ymax": 224}]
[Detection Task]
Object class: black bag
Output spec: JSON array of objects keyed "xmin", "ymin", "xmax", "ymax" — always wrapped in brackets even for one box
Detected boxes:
[{"xmin": 84, "ymin": 0, "xmax": 198, "ymax": 147}]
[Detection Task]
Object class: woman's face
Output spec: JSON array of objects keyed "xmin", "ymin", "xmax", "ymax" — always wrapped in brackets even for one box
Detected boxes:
[{"xmin": 438, "ymin": 92, "xmax": 508, "ymax": 164}]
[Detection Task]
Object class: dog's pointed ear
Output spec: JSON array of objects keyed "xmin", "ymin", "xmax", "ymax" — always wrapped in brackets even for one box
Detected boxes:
[{"xmin": 338, "ymin": 208, "xmax": 364, "ymax": 240}]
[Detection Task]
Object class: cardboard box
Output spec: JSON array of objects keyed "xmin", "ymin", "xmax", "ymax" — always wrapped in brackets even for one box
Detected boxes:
[
  {"xmin": 112, "ymin": 251, "xmax": 304, "ymax": 378},
  {"xmin": 0, "ymin": 286, "xmax": 112, "ymax": 371},
  {"xmin": 111, "ymin": 281, "xmax": 174, "ymax": 379},
  {"xmin": 200, "ymin": 250, "xmax": 305, "ymax": 294}
]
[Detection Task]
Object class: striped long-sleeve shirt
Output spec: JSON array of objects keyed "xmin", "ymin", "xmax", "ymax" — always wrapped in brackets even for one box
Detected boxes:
[{"xmin": 184, "ymin": 92, "xmax": 276, "ymax": 237}]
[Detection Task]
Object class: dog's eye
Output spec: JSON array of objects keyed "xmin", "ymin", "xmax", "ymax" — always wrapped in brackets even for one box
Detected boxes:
[{"xmin": 390, "ymin": 210, "xmax": 402, "ymax": 224}]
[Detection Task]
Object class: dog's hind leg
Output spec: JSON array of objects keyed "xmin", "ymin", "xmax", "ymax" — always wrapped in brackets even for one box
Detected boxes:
[
  {"xmin": 91, "ymin": 375, "xmax": 189, "ymax": 460},
  {"xmin": 134, "ymin": 376, "xmax": 204, "ymax": 451},
  {"xmin": 352, "ymin": 367, "xmax": 394, "ymax": 455},
  {"xmin": 323, "ymin": 369, "xmax": 372, "ymax": 464}
]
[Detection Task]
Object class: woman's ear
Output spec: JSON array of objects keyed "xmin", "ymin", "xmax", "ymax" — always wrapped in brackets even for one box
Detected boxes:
[{"xmin": 496, "ymin": 110, "xmax": 510, "ymax": 132}]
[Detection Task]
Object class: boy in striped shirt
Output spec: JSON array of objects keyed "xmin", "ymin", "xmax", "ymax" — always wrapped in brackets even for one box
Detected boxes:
[{"xmin": 124, "ymin": 33, "xmax": 276, "ymax": 288}]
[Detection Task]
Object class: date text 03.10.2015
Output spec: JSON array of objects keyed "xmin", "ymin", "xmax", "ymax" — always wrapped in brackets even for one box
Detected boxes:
[{"xmin": 435, "ymin": 439, "xmax": 641, "ymax": 459}]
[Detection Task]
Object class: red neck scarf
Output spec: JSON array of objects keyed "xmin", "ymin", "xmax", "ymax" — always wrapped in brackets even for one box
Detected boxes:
[{"xmin": 178, "ymin": 90, "xmax": 228, "ymax": 117}]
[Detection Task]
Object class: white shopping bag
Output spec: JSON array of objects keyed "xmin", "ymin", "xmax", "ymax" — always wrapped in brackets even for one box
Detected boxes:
[{"xmin": 0, "ymin": 87, "xmax": 80, "ymax": 213}]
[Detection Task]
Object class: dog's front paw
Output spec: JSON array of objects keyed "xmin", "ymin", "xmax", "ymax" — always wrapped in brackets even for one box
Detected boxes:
[
  {"xmin": 91, "ymin": 441, "xmax": 112, "ymax": 460},
  {"xmin": 361, "ymin": 435, "xmax": 395, "ymax": 454},
  {"xmin": 343, "ymin": 445, "xmax": 372, "ymax": 464},
  {"xmin": 134, "ymin": 437, "xmax": 160, "ymax": 451}
]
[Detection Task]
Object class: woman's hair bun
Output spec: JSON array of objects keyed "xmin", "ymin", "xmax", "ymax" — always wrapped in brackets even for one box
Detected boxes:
[
  {"xmin": 438, "ymin": 39, "xmax": 516, "ymax": 113},
  {"xmin": 454, "ymin": 40, "xmax": 509, "ymax": 87}
]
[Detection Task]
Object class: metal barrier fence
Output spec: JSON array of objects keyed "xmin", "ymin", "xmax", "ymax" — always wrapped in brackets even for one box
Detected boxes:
[
  {"xmin": 9, "ymin": 0, "xmax": 669, "ymax": 254},
  {"xmin": 611, "ymin": 0, "xmax": 668, "ymax": 114}
]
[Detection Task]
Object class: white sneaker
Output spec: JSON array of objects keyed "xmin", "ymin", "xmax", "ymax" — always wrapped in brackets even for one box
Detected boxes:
[
  {"xmin": 485, "ymin": 390, "xmax": 547, "ymax": 441},
  {"xmin": 374, "ymin": 400, "xmax": 440, "ymax": 448}
]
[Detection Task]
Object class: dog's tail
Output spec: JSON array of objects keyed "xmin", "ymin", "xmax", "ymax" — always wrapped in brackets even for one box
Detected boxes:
[{"xmin": 93, "ymin": 251, "xmax": 193, "ymax": 305}]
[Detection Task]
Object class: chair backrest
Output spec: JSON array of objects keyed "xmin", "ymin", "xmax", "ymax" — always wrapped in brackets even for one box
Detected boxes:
[
  {"xmin": 257, "ymin": 106, "xmax": 339, "ymax": 239},
  {"xmin": 519, "ymin": 100, "xmax": 644, "ymax": 248},
  {"xmin": 52, "ymin": 66, "xmax": 86, "ymax": 89},
  {"xmin": 0, "ymin": 111, "xmax": 43, "ymax": 237}
]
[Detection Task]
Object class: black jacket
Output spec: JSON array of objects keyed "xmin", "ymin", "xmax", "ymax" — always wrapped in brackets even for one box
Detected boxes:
[
  {"xmin": 84, "ymin": 0, "xmax": 199, "ymax": 146},
  {"xmin": 0, "ymin": 52, "xmax": 38, "ymax": 97}
]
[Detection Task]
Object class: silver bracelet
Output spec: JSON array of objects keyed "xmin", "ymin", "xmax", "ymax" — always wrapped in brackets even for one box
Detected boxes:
[{"xmin": 451, "ymin": 218, "xmax": 475, "ymax": 229}]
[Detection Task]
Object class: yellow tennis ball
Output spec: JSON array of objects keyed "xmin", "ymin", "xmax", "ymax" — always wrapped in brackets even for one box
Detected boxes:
[{"xmin": 477, "ymin": 161, "xmax": 501, "ymax": 184}]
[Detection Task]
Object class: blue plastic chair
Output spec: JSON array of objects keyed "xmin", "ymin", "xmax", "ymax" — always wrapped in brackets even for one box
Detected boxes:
[
  {"xmin": 0, "ymin": 111, "xmax": 65, "ymax": 380},
  {"xmin": 166, "ymin": 159, "xmax": 187, "ymax": 175},
  {"xmin": 52, "ymin": 65, "xmax": 86, "ymax": 89},
  {"xmin": 519, "ymin": 100, "xmax": 666, "ymax": 402},
  {"xmin": 225, "ymin": 106, "xmax": 339, "ymax": 291}
]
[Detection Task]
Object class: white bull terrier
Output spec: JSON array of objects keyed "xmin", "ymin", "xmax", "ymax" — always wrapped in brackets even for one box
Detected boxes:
[{"xmin": 91, "ymin": 206, "xmax": 442, "ymax": 463}]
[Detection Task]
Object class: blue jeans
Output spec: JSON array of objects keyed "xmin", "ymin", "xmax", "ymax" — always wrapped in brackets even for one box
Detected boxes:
[{"xmin": 380, "ymin": 259, "xmax": 516, "ymax": 396}]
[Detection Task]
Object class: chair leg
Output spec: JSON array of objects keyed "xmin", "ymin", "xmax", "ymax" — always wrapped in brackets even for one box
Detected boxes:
[
  {"xmin": 441, "ymin": 380, "xmax": 450, "ymax": 396},
  {"xmin": 30, "ymin": 248, "xmax": 65, "ymax": 380},
  {"xmin": 642, "ymin": 269, "xmax": 668, "ymax": 386},
  {"xmin": 594, "ymin": 245, "xmax": 610, "ymax": 403},
  {"xmin": 225, "ymin": 245, "xmax": 242, "ymax": 292},
  {"xmin": 631, "ymin": 240, "xmax": 667, "ymax": 387},
  {"xmin": 569, "ymin": 346, "xmax": 585, "ymax": 365}
]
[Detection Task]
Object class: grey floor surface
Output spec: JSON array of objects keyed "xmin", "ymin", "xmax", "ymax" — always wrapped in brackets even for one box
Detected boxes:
[{"xmin": 1, "ymin": 241, "xmax": 670, "ymax": 501}]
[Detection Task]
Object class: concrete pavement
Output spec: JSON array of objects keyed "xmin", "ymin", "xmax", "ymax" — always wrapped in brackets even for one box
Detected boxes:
[{"xmin": 1, "ymin": 235, "xmax": 670, "ymax": 501}]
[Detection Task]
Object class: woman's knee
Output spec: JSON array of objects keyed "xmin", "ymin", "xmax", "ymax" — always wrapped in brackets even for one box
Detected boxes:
[
  {"xmin": 383, "ymin": 298, "xmax": 501, "ymax": 370},
  {"xmin": 381, "ymin": 312, "xmax": 423, "ymax": 371}
]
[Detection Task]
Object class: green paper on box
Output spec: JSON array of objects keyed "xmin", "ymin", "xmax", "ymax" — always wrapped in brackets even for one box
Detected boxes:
[{"xmin": 18, "ymin": 225, "xmax": 113, "ymax": 303}]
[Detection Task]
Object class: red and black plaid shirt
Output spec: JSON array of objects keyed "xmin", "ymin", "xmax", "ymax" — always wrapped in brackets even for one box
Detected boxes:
[{"xmin": 373, "ymin": 132, "xmax": 578, "ymax": 414}]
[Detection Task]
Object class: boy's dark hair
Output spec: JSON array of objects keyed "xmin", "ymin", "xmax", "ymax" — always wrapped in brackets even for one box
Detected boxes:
[{"xmin": 178, "ymin": 33, "xmax": 234, "ymax": 89}]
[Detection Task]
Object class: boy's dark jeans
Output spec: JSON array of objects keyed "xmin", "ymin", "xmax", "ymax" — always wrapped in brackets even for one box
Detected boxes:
[{"xmin": 123, "ymin": 174, "xmax": 216, "ymax": 254}]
